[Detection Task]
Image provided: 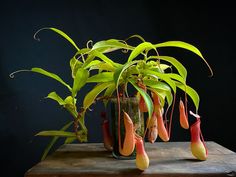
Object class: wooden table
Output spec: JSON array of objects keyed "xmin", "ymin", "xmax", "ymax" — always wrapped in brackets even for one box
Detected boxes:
[{"xmin": 25, "ymin": 142, "xmax": 236, "ymax": 177}]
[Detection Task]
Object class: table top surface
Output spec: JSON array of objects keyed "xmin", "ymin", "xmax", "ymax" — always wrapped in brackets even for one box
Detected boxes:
[{"xmin": 25, "ymin": 141, "xmax": 236, "ymax": 177}]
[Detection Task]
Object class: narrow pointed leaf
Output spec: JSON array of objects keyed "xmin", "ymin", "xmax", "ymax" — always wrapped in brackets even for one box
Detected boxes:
[
  {"xmin": 70, "ymin": 57, "xmax": 83, "ymax": 78},
  {"xmin": 125, "ymin": 34, "xmax": 146, "ymax": 42},
  {"xmin": 147, "ymin": 55, "xmax": 187, "ymax": 80},
  {"xmin": 91, "ymin": 50, "xmax": 121, "ymax": 67},
  {"xmin": 154, "ymin": 41, "xmax": 213, "ymax": 76},
  {"xmin": 128, "ymin": 42, "xmax": 157, "ymax": 62},
  {"xmin": 31, "ymin": 68, "xmax": 72, "ymax": 91},
  {"xmin": 72, "ymin": 68, "xmax": 89, "ymax": 96},
  {"xmin": 175, "ymin": 82, "xmax": 200, "ymax": 111},
  {"xmin": 87, "ymin": 72, "xmax": 113, "ymax": 83},
  {"xmin": 40, "ymin": 121, "xmax": 73, "ymax": 160},
  {"xmin": 36, "ymin": 130, "xmax": 76, "ymax": 137},
  {"xmin": 84, "ymin": 60, "xmax": 102, "ymax": 69},
  {"xmin": 143, "ymin": 79, "xmax": 171, "ymax": 92},
  {"xmin": 49, "ymin": 28, "xmax": 80, "ymax": 51},
  {"xmin": 90, "ymin": 63, "xmax": 115, "ymax": 71},
  {"xmin": 103, "ymin": 83, "xmax": 116, "ymax": 107},
  {"xmin": 164, "ymin": 73, "xmax": 186, "ymax": 84},
  {"xmin": 113, "ymin": 60, "xmax": 140, "ymax": 87},
  {"xmin": 129, "ymin": 79, "xmax": 153, "ymax": 118},
  {"xmin": 145, "ymin": 81, "xmax": 173, "ymax": 107},
  {"xmin": 46, "ymin": 92, "xmax": 65, "ymax": 105},
  {"xmin": 92, "ymin": 39, "xmax": 133, "ymax": 52},
  {"xmin": 143, "ymin": 69, "xmax": 176, "ymax": 93},
  {"xmin": 83, "ymin": 82, "xmax": 113, "ymax": 110}
]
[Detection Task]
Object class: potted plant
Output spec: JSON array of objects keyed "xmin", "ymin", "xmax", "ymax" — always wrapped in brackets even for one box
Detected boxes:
[{"xmin": 10, "ymin": 27, "xmax": 213, "ymax": 170}]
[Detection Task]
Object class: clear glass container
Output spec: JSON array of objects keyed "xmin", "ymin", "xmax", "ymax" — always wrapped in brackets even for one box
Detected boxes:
[{"xmin": 110, "ymin": 97, "xmax": 144, "ymax": 159}]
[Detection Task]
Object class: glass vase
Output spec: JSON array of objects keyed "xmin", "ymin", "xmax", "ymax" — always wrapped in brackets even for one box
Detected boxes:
[{"xmin": 110, "ymin": 97, "xmax": 144, "ymax": 159}]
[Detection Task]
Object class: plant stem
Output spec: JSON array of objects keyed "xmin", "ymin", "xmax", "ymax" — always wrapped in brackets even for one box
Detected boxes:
[{"xmin": 168, "ymin": 93, "xmax": 176, "ymax": 137}]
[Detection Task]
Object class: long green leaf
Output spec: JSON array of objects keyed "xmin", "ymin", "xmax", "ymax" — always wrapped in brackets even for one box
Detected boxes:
[
  {"xmin": 164, "ymin": 73, "xmax": 186, "ymax": 84},
  {"xmin": 92, "ymin": 39, "xmax": 133, "ymax": 53},
  {"xmin": 31, "ymin": 68, "xmax": 72, "ymax": 91},
  {"xmin": 70, "ymin": 57, "xmax": 83, "ymax": 78},
  {"xmin": 72, "ymin": 68, "xmax": 89, "ymax": 96},
  {"xmin": 129, "ymin": 79, "xmax": 153, "ymax": 118},
  {"xmin": 36, "ymin": 130, "xmax": 76, "ymax": 137},
  {"xmin": 84, "ymin": 60, "xmax": 102, "ymax": 69},
  {"xmin": 147, "ymin": 55, "xmax": 187, "ymax": 80},
  {"xmin": 89, "ymin": 62, "xmax": 115, "ymax": 72},
  {"xmin": 113, "ymin": 60, "xmax": 140, "ymax": 87},
  {"xmin": 91, "ymin": 50, "xmax": 120, "ymax": 67},
  {"xmin": 125, "ymin": 34, "xmax": 146, "ymax": 42},
  {"xmin": 143, "ymin": 69, "xmax": 177, "ymax": 93},
  {"xmin": 128, "ymin": 42, "xmax": 157, "ymax": 62},
  {"xmin": 40, "ymin": 121, "xmax": 73, "ymax": 160},
  {"xmin": 154, "ymin": 41, "xmax": 213, "ymax": 76},
  {"xmin": 144, "ymin": 80, "xmax": 173, "ymax": 106},
  {"xmin": 143, "ymin": 79, "xmax": 171, "ymax": 91},
  {"xmin": 83, "ymin": 82, "xmax": 113, "ymax": 110},
  {"xmin": 87, "ymin": 72, "xmax": 114, "ymax": 83},
  {"xmin": 49, "ymin": 28, "xmax": 80, "ymax": 51},
  {"xmin": 46, "ymin": 92, "xmax": 65, "ymax": 105},
  {"xmin": 85, "ymin": 59, "xmax": 115, "ymax": 71},
  {"xmin": 103, "ymin": 83, "xmax": 116, "ymax": 107},
  {"xmin": 175, "ymin": 82, "xmax": 200, "ymax": 111}
]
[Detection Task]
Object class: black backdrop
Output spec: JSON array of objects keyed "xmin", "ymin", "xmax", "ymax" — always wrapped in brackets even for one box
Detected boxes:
[{"xmin": 0, "ymin": 0, "xmax": 235, "ymax": 177}]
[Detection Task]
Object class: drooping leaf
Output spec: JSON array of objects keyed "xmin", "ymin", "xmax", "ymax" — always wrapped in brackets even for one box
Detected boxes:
[
  {"xmin": 72, "ymin": 68, "xmax": 89, "ymax": 96},
  {"xmin": 154, "ymin": 41, "xmax": 213, "ymax": 76},
  {"xmin": 31, "ymin": 68, "xmax": 72, "ymax": 91},
  {"xmin": 88, "ymin": 62, "xmax": 115, "ymax": 72},
  {"xmin": 91, "ymin": 50, "xmax": 121, "ymax": 68},
  {"xmin": 143, "ymin": 79, "xmax": 169, "ymax": 91},
  {"xmin": 46, "ymin": 92, "xmax": 77, "ymax": 117},
  {"xmin": 103, "ymin": 83, "xmax": 116, "ymax": 107},
  {"xmin": 175, "ymin": 82, "xmax": 200, "ymax": 111},
  {"xmin": 125, "ymin": 34, "xmax": 146, "ymax": 42},
  {"xmin": 46, "ymin": 92, "xmax": 65, "ymax": 105},
  {"xmin": 87, "ymin": 72, "xmax": 114, "ymax": 83},
  {"xmin": 82, "ymin": 55, "xmax": 95, "ymax": 68},
  {"xmin": 128, "ymin": 42, "xmax": 157, "ymax": 62},
  {"xmin": 164, "ymin": 73, "xmax": 186, "ymax": 84},
  {"xmin": 49, "ymin": 28, "xmax": 80, "ymax": 51},
  {"xmin": 159, "ymin": 64, "xmax": 171, "ymax": 71},
  {"xmin": 113, "ymin": 60, "xmax": 140, "ymax": 87},
  {"xmin": 143, "ymin": 69, "xmax": 177, "ymax": 93},
  {"xmin": 129, "ymin": 79, "xmax": 153, "ymax": 118},
  {"xmin": 147, "ymin": 55, "xmax": 187, "ymax": 80},
  {"xmin": 144, "ymin": 80, "xmax": 173, "ymax": 106},
  {"xmin": 36, "ymin": 130, "xmax": 76, "ymax": 137},
  {"xmin": 84, "ymin": 60, "xmax": 102, "ymax": 69},
  {"xmin": 39, "ymin": 121, "xmax": 73, "ymax": 160},
  {"xmin": 92, "ymin": 39, "xmax": 133, "ymax": 53},
  {"xmin": 83, "ymin": 82, "xmax": 113, "ymax": 110},
  {"xmin": 70, "ymin": 57, "xmax": 83, "ymax": 78}
]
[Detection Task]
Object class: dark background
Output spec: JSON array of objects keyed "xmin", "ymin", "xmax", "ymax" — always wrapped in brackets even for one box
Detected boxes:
[{"xmin": 0, "ymin": 0, "xmax": 235, "ymax": 177}]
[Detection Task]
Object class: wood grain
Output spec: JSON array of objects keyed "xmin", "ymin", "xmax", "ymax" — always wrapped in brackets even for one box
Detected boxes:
[{"xmin": 25, "ymin": 142, "xmax": 236, "ymax": 177}]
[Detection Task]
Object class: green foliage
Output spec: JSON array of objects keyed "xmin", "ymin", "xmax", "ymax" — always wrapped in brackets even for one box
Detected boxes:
[
  {"xmin": 31, "ymin": 68, "xmax": 72, "ymax": 91},
  {"xmin": 72, "ymin": 68, "xmax": 89, "ymax": 96},
  {"xmin": 12, "ymin": 27, "xmax": 212, "ymax": 160},
  {"xmin": 39, "ymin": 121, "xmax": 73, "ymax": 160}
]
